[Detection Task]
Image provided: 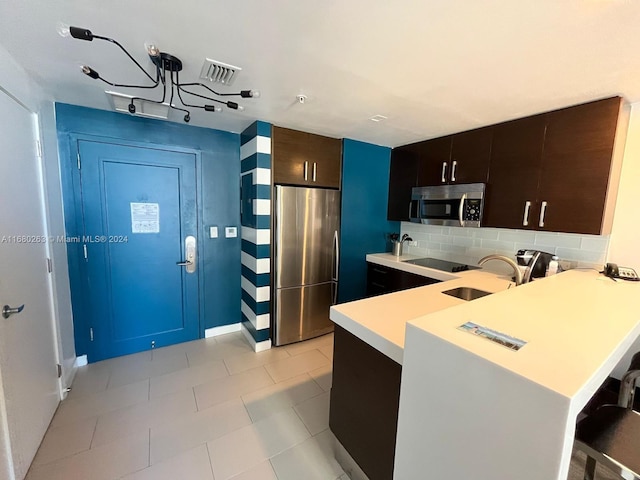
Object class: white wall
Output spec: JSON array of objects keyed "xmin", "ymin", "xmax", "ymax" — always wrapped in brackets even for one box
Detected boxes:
[
  {"xmin": 607, "ymin": 102, "xmax": 640, "ymax": 378},
  {"xmin": 0, "ymin": 43, "xmax": 75, "ymax": 387}
]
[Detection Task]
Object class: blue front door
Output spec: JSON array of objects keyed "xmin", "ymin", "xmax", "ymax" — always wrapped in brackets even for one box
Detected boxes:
[{"xmin": 79, "ymin": 140, "xmax": 199, "ymax": 362}]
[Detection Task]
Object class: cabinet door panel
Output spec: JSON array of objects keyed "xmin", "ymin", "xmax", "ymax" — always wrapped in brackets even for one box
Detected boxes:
[
  {"xmin": 310, "ymin": 134, "xmax": 342, "ymax": 188},
  {"xmin": 387, "ymin": 144, "xmax": 419, "ymax": 221},
  {"xmin": 417, "ymin": 136, "xmax": 452, "ymax": 186},
  {"xmin": 272, "ymin": 126, "xmax": 310, "ymax": 185},
  {"xmin": 484, "ymin": 115, "xmax": 546, "ymax": 229},
  {"xmin": 450, "ymin": 127, "xmax": 492, "ymax": 184},
  {"xmin": 537, "ymin": 97, "xmax": 620, "ymax": 234}
]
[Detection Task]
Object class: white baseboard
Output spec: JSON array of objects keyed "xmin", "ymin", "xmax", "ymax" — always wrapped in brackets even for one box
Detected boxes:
[
  {"xmin": 205, "ymin": 323, "xmax": 241, "ymax": 338},
  {"xmin": 75, "ymin": 355, "xmax": 88, "ymax": 367},
  {"xmin": 240, "ymin": 323, "xmax": 272, "ymax": 352}
]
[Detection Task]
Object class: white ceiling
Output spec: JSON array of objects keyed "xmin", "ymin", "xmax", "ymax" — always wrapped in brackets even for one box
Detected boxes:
[{"xmin": 1, "ymin": 0, "xmax": 639, "ymax": 147}]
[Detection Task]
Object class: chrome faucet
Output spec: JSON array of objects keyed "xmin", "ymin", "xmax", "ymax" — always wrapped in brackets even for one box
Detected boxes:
[{"xmin": 478, "ymin": 255, "xmax": 524, "ymax": 286}]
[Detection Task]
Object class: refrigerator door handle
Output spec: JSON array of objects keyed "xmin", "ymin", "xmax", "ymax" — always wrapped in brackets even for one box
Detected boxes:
[{"xmin": 332, "ymin": 230, "xmax": 340, "ymax": 282}]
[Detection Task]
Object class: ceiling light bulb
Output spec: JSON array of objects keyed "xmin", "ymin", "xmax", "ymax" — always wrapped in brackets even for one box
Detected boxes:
[
  {"xmin": 237, "ymin": 105, "xmax": 245, "ymax": 111},
  {"xmin": 81, "ymin": 65, "xmax": 99, "ymax": 79},
  {"xmin": 145, "ymin": 42, "xmax": 160, "ymax": 57},
  {"xmin": 251, "ymin": 90, "xmax": 260, "ymax": 98},
  {"xmin": 57, "ymin": 22, "xmax": 71, "ymax": 38}
]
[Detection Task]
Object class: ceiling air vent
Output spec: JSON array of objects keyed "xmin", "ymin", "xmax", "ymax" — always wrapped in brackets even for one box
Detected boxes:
[{"xmin": 199, "ymin": 58, "xmax": 241, "ymax": 86}]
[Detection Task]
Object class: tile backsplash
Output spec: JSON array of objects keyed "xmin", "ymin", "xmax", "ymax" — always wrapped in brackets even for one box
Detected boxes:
[{"xmin": 400, "ymin": 222, "xmax": 609, "ymax": 272}]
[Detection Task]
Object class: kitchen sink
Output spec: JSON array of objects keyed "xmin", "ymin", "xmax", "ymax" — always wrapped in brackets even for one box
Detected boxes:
[{"xmin": 442, "ymin": 287, "xmax": 492, "ymax": 301}]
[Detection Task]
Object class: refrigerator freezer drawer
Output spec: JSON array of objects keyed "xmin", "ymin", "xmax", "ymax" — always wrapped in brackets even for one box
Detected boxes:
[{"xmin": 274, "ymin": 282, "xmax": 336, "ymax": 346}]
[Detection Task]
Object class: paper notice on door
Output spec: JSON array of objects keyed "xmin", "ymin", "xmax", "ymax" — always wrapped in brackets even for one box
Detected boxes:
[{"xmin": 130, "ymin": 203, "xmax": 159, "ymax": 233}]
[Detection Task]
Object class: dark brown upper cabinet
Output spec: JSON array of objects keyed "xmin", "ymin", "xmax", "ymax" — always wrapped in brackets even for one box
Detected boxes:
[
  {"xmin": 483, "ymin": 115, "xmax": 547, "ymax": 229},
  {"xmin": 415, "ymin": 129, "xmax": 492, "ymax": 186},
  {"xmin": 272, "ymin": 126, "xmax": 342, "ymax": 188},
  {"xmin": 416, "ymin": 136, "xmax": 452, "ymax": 186},
  {"xmin": 450, "ymin": 127, "xmax": 493, "ymax": 184},
  {"xmin": 535, "ymin": 97, "xmax": 624, "ymax": 235},
  {"xmin": 387, "ymin": 143, "xmax": 420, "ymax": 221}
]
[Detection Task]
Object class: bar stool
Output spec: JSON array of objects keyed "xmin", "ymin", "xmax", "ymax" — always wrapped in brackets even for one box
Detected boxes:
[{"xmin": 574, "ymin": 352, "xmax": 640, "ymax": 480}]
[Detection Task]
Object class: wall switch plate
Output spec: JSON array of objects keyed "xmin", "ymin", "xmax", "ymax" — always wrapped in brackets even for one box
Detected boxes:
[
  {"xmin": 225, "ymin": 226, "xmax": 237, "ymax": 238},
  {"xmin": 209, "ymin": 226, "xmax": 218, "ymax": 238}
]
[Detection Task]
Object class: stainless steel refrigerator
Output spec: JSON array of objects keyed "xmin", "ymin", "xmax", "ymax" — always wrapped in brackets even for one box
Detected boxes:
[{"xmin": 273, "ymin": 185, "xmax": 340, "ymax": 346}]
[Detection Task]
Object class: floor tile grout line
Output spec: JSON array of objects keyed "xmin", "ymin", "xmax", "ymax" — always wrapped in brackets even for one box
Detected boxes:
[{"xmin": 205, "ymin": 442, "xmax": 217, "ymax": 480}]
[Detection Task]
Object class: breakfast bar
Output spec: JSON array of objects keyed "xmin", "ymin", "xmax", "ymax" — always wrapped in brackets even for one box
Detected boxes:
[{"xmin": 329, "ymin": 257, "xmax": 640, "ymax": 480}]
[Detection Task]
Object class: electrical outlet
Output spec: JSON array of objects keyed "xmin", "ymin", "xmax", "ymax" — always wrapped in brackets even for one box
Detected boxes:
[
  {"xmin": 409, "ymin": 241, "xmax": 418, "ymax": 247},
  {"xmin": 225, "ymin": 226, "xmax": 237, "ymax": 238}
]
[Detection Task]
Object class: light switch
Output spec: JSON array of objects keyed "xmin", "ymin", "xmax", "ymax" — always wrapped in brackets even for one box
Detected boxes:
[
  {"xmin": 209, "ymin": 226, "xmax": 218, "ymax": 238},
  {"xmin": 225, "ymin": 226, "xmax": 237, "ymax": 238}
]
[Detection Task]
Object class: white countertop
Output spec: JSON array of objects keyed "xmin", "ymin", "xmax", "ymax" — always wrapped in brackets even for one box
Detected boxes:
[
  {"xmin": 330, "ymin": 253, "xmax": 515, "ymax": 364},
  {"xmin": 331, "ymin": 253, "xmax": 640, "ymax": 399}
]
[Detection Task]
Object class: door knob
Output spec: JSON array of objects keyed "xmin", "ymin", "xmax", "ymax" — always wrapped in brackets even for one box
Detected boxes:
[{"xmin": 2, "ymin": 304, "xmax": 24, "ymax": 319}]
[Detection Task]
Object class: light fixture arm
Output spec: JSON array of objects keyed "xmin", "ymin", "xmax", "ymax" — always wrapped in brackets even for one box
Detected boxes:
[
  {"xmin": 91, "ymin": 34, "xmax": 160, "ymax": 86},
  {"xmin": 68, "ymin": 26, "xmax": 259, "ymax": 122}
]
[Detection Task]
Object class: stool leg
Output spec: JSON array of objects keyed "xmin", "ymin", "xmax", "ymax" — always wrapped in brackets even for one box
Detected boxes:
[{"xmin": 583, "ymin": 455, "xmax": 596, "ymax": 480}]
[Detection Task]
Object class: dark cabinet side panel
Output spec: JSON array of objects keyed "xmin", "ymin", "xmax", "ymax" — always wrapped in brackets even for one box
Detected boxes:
[
  {"xmin": 387, "ymin": 144, "xmax": 419, "ymax": 221},
  {"xmin": 483, "ymin": 115, "xmax": 546, "ymax": 229},
  {"xmin": 537, "ymin": 97, "xmax": 620, "ymax": 234},
  {"xmin": 330, "ymin": 324, "xmax": 402, "ymax": 480}
]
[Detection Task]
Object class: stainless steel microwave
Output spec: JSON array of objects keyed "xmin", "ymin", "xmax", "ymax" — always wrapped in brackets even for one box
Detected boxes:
[{"xmin": 409, "ymin": 183, "xmax": 486, "ymax": 227}]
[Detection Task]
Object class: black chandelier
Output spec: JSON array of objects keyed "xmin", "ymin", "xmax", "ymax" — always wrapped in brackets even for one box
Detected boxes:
[{"xmin": 62, "ymin": 25, "xmax": 259, "ymax": 123}]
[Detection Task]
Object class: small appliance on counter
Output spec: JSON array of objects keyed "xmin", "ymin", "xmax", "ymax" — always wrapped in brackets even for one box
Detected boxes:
[{"xmin": 516, "ymin": 249, "xmax": 562, "ymax": 281}]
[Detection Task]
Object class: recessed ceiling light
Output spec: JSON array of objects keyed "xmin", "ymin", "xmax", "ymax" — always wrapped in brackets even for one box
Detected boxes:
[{"xmin": 370, "ymin": 115, "xmax": 387, "ymax": 122}]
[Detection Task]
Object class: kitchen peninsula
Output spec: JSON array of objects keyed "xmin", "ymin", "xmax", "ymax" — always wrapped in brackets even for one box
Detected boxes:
[{"xmin": 329, "ymin": 254, "xmax": 640, "ymax": 480}]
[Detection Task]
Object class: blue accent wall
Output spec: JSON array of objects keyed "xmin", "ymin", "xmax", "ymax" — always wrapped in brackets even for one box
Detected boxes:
[
  {"xmin": 338, "ymin": 139, "xmax": 399, "ymax": 303},
  {"xmin": 55, "ymin": 103, "xmax": 241, "ymax": 355}
]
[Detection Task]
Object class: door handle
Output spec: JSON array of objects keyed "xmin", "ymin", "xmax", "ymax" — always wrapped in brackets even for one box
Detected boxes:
[
  {"xmin": 303, "ymin": 161, "xmax": 309, "ymax": 181},
  {"xmin": 451, "ymin": 160, "xmax": 458, "ymax": 182},
  {"xmin": 441, "ymin": 162, "xmax": 448, "ymax": 183},
  {"xmin": 312, "ymin": 162, "xmax": 317, "ymax": 182},
  {"xmin": 176, "ymin": 235, "xmax": 196, "ymax": 273},
  {"xmin": 2, "ymin": 304, "xmax": 24, "ymax": 319}
]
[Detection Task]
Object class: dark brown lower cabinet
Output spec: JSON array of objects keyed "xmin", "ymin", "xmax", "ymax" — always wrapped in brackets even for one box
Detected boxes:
[
  {"xmin": 366, "ymin": 262, "xmax": 439, "ymax": 297},
  {"xmin": 329, "ymin": 324, "xmax": 402, "ymax": 480}
]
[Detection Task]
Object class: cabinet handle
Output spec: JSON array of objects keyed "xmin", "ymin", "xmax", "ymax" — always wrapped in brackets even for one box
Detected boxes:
[
  {"xmin": 539, "ymin": 201, "xmax": 548, "ymax": 227},
  {"xmin": 441, "ymin": 162, "xmax": 448, "ymax": 183},
  {"xmin": 451, "ymin": 160, "xmax": 457, "ymax": 182},
  {"xmin": 303, "ymin": 161, "xmax": 308, "ymax": 181},
  {"xmin": 408, "ymin": 201, "xmax": 412, "ymax": 219},
  {"xmin": 312, "ymin": 162, "xmax": 317, "ymax": 182},
  {"xmin": 522, "ymin": 201, "xmax": 531, "ymax": 226},
  {"xmin": 372, "ymin": 268, "xmax": 388, "ymax": 275}
]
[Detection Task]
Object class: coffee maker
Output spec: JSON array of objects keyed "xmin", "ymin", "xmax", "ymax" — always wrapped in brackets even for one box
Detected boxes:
[{"xmin": 516, "ymin": 249, "xmax": 560, "ymax": 282}]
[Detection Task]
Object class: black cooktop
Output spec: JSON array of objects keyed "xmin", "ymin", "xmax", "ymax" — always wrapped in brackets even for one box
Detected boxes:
[{"xmin": 402, "ymin": 257, "xmax": 479, "ymax": 273}]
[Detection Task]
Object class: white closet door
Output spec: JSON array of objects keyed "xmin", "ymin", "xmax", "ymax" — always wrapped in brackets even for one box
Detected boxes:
[{"xmin": 0, "ymin": 90, "xmax": 59, "ymax": 480}]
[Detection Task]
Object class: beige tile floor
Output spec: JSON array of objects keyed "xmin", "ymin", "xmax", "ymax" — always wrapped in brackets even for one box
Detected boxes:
[
  {"xmin": 26, "ymin": 330, "xmax": 618, "ymax": 480},
  {"xmin": 26, "ymin": 332, "xmax": 346, "ymax": 480}
]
